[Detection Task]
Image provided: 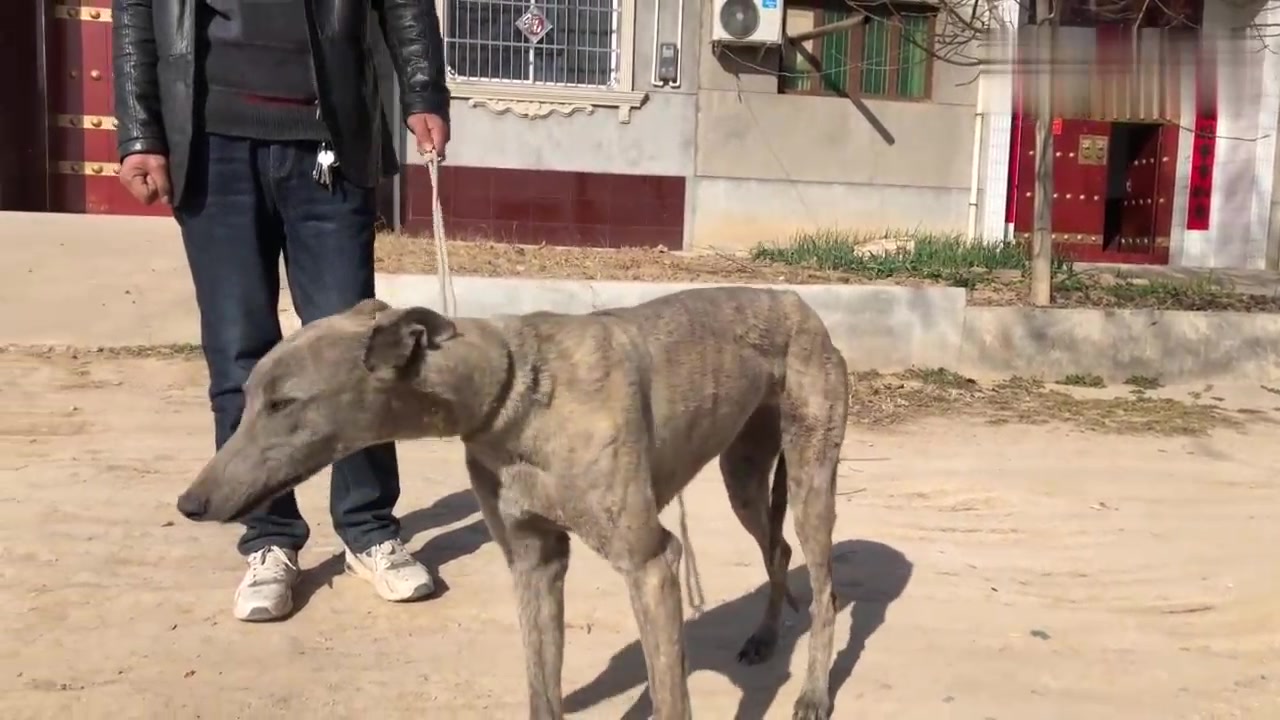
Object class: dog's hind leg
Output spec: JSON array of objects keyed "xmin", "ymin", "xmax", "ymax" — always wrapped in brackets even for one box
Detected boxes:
[
  {"xmin": 719, "ymin": 405, "xmax": 796, "ymax": 665},
  {"xmin": 467, "ymin": 455, "xmax": 571, "ymax": 720},
  {"xmin": 782, "ymin": 426, "xmax": 842, "ymax": 720}
]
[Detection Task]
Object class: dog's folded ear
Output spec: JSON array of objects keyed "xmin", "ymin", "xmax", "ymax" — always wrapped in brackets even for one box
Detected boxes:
[
  {"xmin": 349, "ymin": 297, "xmax": 392, "ymax": 318},
  {"xmin": 362, "ymin": 306, "xmax": 458, "ymax": 374}
]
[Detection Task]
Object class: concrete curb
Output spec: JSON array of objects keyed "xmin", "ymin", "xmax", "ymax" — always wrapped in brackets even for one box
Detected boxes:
[
  {"xmin": 376, "ymin": 273, "xmax": 1280, "ymax": 383},
  {"xmin": 959, "ymin": 306, "xmax": 1280, "ymax": 382},
  {"xmin": 1, "ymin": 203, "xmax": 1275, "ymax": 383},
  {"xmin": 376, "ymin": 274, "xmax": 968, "ymax": 372}
]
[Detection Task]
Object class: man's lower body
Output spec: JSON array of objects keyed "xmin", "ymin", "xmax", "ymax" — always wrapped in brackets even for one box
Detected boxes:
[{"xmin": 175, "ymin": 132, "xmax": 433, "ymax": 622}]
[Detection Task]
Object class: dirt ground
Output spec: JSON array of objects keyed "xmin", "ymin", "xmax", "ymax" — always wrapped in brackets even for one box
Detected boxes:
[{"xmin": 2, "ymin": 353, "xmax": 1279, "ymax": 720}]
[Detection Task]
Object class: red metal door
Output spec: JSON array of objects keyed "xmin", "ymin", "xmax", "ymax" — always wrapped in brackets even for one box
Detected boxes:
[
  {"xmin": 46, "ymin": 1, "xmax": 169, "ymax": 215},
  {"xmin": 1052, "ymin": 119, "xmax": 1110, "ymax": 255},
  {"xmin": 1011, "ymin": 118, "xmax": 1110, "ymax": 258},
  {"xmin": 1152, "ymin": 123, "xmax": 1179, "ymax": 248},
  {"xmin": 1116, "ymin": 125, "xmax": 1163, "ymax": 254},
  {"xmin": 1010, "ymin": 116, "xmax": 1034, "ymax": 238}
]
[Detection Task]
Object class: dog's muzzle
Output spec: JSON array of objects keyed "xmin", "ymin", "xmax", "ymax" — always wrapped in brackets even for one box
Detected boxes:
[{"xmin": 176, "ymin": 491, "xmax": 209, "ymax": 521}]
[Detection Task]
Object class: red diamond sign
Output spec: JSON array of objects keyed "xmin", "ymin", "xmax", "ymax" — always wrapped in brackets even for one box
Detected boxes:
[{"xmin": 516, "ymin": 6, "xmax": 552, "ymax": 44}]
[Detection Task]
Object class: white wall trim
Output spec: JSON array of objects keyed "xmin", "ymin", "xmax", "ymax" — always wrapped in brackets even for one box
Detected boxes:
[
  {"xmin": 979, "ymin": 0, "xmax": 1019, "ymax": 242},
  {"xmin": 979, "ymin": 85, "xmax": 1013, "ymax": 242},
  {"xmin": 1168, "ymin": 53, "xmax": 1197, "ymax": 266},
  {"xmin": 1247, "ymin": 1, "xmax": 1280, "ymax": 268}
]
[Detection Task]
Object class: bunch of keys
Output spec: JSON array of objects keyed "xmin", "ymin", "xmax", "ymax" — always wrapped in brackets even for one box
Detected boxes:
[{"xmin": 313, "ymin": 142, "xmax": 338, "ymax": 190}]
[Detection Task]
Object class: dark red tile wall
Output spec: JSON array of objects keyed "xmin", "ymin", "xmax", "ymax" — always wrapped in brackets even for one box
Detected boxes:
[{"xmin": 401, "ymin": 164, "xmax": 685, "ymax": 249}]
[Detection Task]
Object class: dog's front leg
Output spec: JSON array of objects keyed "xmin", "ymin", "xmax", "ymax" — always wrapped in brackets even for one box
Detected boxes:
[
  {"xmin": 507, "ymin": 520, "xmax": 571, "ymax": 719},
  {"xmin": 467, "ymin": 456, "xmax": 570, "ymax": 719},
  {"xmin": 620, "ymin": 527, "xmax": 691, "ymax": 720}
]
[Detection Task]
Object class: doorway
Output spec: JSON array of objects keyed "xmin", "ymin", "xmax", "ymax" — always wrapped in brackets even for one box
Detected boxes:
[
  {"xmin": 0, "ymin": 0, "xmax": 49, "ymax": 211},
  {"xmin": 1103, "ymin": 122, "xmax": 1164, "ymax": 253}
]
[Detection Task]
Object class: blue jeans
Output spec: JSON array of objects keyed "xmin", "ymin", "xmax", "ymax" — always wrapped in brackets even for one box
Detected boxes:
[{"xmin": 174, "ymin": 132, "xmax": 401, "ymax": 556}]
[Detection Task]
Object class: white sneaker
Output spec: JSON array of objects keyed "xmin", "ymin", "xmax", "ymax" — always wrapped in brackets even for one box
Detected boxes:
[
  {"xmin": 233, "ymin": 546, "xmax": 300, "ymax": 622},
  {"xmin": 344, "ymin": 539, "xmax": 435, "ymax": 602}
]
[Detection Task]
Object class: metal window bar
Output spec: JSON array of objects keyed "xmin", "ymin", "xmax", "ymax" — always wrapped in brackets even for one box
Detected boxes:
[
  {"xmin": 896, "ymin": 16, "xmax": 927, "ymax": 98},
  {"xmin": 444, "ymin": 0, "xmax": 620, "ymax": 88},
  {"xmin": 820, "ymin": 9, "xmax": 850, "ymax": 93},
  {"xmin": 860, "ymin": 18, "xmax": 889, "ymax": 95}
]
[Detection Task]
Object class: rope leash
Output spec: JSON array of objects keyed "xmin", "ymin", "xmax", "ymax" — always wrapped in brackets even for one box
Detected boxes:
[
  {"xmin": 424, "ymin": 151, "xmax": 458, "ymax": 317},
  {"xmin": 423, "ymin": 149, "xmax": 705, "ymax": 616},
  {"xmin": 677, "ymin": 493, "xmax": 707, "ymax": 618}
]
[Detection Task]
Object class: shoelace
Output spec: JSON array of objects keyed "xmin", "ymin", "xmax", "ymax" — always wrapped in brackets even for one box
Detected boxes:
[
  {"xmin": 247, "ymin": 547, "xmax": 297, "ymax": 583},
  {"xmin": 368, "ymin": 541, "xmax": 415, "ymax": 572}
]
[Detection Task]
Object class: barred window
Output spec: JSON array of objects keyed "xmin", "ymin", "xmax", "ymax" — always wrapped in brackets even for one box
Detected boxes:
[
  {"xmin": 780, "ymin": 1, "xmax": 935, "ymax": 101},
  {"xmin": 444, "ymin": 0, "xmax": 622, "ymax": 88}
]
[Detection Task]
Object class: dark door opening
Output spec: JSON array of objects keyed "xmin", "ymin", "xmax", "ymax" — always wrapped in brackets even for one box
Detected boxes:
[
  {"xmin": 0, "ymin": 0, "xmax": 49, "ymax": 212},
  {"xmin": 1103, "ymin": 121, "xmax": 1164, "ymax": 253}
]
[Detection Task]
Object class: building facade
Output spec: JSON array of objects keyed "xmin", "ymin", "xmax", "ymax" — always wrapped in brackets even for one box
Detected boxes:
[
  {"xmin": 3, "ymin": 0, "xmax": 1279, "ymax": 269},
  {"xmin": 401, "ymin": 0, "xmax": 983, "ymax": 253},
  {"xmin": 984, "ymin": 0, "xmax": 1280, "ymax": 268}
]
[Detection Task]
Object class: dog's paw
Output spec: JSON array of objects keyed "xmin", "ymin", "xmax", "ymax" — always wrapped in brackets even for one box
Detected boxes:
[
  {"xmin": 791, "ymin": 692, "xmax": 832, "ymax": 720},
  {"xmin": 736, "ymin": 629, "xmax": 778, "ymax": 665}
]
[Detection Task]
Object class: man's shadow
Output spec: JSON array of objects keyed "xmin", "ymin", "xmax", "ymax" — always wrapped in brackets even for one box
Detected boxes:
[
  {"xmin": 294, "ymin": 488, "xmax": 486, "ymax": 608},
  {"xmin": 403, "ymin": 488, "xmax": 490, "ymax": 595},
  {"xmin": 564, "ymin": 539, "xmax": 913, "ymax": 720}
]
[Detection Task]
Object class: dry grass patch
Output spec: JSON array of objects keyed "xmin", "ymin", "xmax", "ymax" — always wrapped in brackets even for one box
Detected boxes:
[
  {"xmin": 849, "ymin": 368, "xmax": 1252, "ymax": 436},
  {"xmin": 375, "ymin": 229, "xmax": 1280, "ymax": 313}
]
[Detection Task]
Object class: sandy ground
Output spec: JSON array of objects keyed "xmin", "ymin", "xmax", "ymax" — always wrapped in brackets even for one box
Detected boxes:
[{"xmin": 1, "ymin": 353, "xmax": 1279, "ymax": 720}]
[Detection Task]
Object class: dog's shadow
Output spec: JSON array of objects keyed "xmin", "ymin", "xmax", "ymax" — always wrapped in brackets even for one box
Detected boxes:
[
  {"xmin": 565, "ymin": 539, "xmax": 913, "ymax": 720},
  {"xmin": 294, "ymin": 488, "xmax": 485, "ymax": 609}
]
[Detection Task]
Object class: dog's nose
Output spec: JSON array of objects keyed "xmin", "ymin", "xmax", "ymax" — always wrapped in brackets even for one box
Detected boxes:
[{"xmin": 176, "ymin": 492, "xmax": 208, "ymax": 520}]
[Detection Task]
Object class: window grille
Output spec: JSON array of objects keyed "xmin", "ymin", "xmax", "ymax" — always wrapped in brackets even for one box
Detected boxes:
[{"xmin": 444, "ymin": 0, "xmax": 622, "ymax": 88}]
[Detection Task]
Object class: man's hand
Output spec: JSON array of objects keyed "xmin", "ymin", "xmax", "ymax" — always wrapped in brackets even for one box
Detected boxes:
[
  {"xmin": 119, "ymin": 153, "xmax": 172, "ymax": 206},
  {"xmin": 405, "ymin": 113, "xmax": 450, "ymax": 161}
]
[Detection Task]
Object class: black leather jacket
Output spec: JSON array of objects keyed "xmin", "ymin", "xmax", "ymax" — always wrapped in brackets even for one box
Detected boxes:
[{"xmin": 112, "ymin": 0, "xmax": 451, "ymax": 205}]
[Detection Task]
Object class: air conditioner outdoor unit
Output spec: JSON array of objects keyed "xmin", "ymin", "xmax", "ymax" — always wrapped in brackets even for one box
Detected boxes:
[{"xmin": 711, "ymin": 0, "xmax": 785, "ymax": 46}]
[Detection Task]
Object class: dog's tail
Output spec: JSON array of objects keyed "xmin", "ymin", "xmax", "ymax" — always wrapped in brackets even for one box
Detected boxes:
[{"xmin": 769, "ymin": 453, "xmax": 801, "ymax": 613}]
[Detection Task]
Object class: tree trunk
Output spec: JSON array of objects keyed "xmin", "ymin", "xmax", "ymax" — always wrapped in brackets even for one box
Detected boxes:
[{"xmin": 1030, "ymin": 0, "xmax": 1055, "ymax": 306}]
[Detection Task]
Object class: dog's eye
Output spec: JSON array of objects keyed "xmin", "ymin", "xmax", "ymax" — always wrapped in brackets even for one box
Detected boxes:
[{"xmin": 267, "ymin": 397, "xmax": 298, "ymax": 414}]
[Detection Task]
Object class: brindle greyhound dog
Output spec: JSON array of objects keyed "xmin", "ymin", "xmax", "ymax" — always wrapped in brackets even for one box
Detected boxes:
[{"xmin": 176, "ymin": 285, "xmax": 850, "ymax": 720}]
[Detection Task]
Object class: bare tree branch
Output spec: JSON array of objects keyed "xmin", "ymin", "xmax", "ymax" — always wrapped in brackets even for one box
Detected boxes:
[{"xmin": 788, "ymin": 15, "xmax": 867, "ymax": 42}]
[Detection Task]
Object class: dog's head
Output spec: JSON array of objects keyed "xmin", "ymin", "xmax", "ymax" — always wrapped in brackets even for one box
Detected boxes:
[{"xmin": 175, "ymin": 298, "xmax": 457, "ymax": 523}]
